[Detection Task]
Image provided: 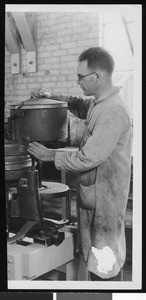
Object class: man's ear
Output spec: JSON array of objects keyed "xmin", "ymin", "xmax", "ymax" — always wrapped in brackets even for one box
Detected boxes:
[
  {"xmin": 96, "ymin": 71, "xmax": 102, "ymax": 79},
  {"xmin": 95, "ymin": 73, "xmax": 100, "ymax": 83}
]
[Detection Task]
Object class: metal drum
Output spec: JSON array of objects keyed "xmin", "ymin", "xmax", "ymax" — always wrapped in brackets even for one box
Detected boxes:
[
  {"xmin": 9, "ymin": 98, "xmax": 68, "ymax": 143},
  {"xmin": 5, "ymin": 140, "xmax": 32, "ymax": 181}
]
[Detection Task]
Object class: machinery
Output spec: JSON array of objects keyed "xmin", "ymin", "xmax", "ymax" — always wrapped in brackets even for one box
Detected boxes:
[{"xmin": 5, "ymin": 97, "xmax": 77, "ymax": 280}]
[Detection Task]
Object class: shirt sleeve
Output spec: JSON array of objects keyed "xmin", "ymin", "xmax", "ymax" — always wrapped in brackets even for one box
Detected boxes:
[
  {"xmin": 54, "ymin": 110, "xmax": 124, "ymax": 172},
  {"xmin": 67, "ymin": 96, "xmax": 94, "ymax": 119},
  {"xmin": 53, "ymin": 93, "xmax": 94, "ymax": 119}
]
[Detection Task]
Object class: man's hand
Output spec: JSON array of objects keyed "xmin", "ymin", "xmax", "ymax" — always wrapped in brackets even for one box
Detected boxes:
[
  {"xmin": 31, "ymin": 88, "xmax": 51, "ymax": 99},
  {"xmin": 27, "ymin": 142, "xmax": 55, "ymax": 161}
]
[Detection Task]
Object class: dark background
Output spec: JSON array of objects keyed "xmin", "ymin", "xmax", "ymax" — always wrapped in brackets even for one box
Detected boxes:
[{"xmin": 0, "ymin": 292, "xmax": 53, "ymax": 300}]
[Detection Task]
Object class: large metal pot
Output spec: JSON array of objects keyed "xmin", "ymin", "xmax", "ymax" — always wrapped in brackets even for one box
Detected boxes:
[
  {"xmin": 9, "ymin": 98, "xmax": 68, "ymax": 143},
  {"xmin": 5, "ymin": 140, "xmax": 32, "ymax": 181}
]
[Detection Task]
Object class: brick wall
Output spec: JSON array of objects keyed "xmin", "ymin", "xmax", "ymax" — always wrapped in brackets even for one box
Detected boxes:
[{"xmin": 5, "ymin": 12, "xmax": 101, "ymax": 122}]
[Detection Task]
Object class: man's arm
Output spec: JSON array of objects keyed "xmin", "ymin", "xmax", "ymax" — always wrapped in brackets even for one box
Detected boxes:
[
  {"xmin": 31, "ymin": 88, "xmax": 92, "ymax": 119},
  {"xmin": 54, "ymin": 110, "xmax": 124, "ymax": 172}
]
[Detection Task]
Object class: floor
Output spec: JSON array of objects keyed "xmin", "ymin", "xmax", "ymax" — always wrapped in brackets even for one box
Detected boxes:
[
  {"xmin": 37, "ymin": 189, "xmax": 132, "ymax": 281},
  {"xmin": 34, "ymin": 260, "xmax": 132, "ymax": 281}
]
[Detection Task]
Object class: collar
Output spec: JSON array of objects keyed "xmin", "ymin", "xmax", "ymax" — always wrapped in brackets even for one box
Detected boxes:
[{"xmin": 94, "ymin": 86, "xmax": 122, "ymax": 105}]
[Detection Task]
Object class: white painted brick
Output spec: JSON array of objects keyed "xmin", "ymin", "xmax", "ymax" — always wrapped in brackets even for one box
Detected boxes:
[
  {"xmin": 60, "ymin": 69, "xmax": 70, "ymax": 75},
  {"xmin": 38, "ymin": 27, "xmax": 53, "ymax": 34},
  {"xmin": 67, "ymin": 61, "xmax": 78, "ymax": 68},
  {"xmin": 5, "ymin": 61, "xmax": 11, "ymax": 67},
  {"xmin": 64, "ymin": 36, "xmax": 74, "ymax": 43},
  {"xmin": 17, "ymin": 84, "xmax": 27, "ymax": 89},
  {"xmin": 57, "ymin": 29, "xmax": 72, "ymax": 36},
  {"xmin": 48, "ymin": 64, "xmax": 59, "ymax": 70},
  {"xmin": 6, "ymin": 95, "xmax": 15, "ymax": 101},
  {"xmin": 72, "ymin": 26, "xmax": 89, "ymax": 33},
  {"xmin": 73, "ymin": 34, "xmax": 83, "ymax": 41},
  {"xmin": 52, "ymin": 50, "xmax": 67, "ymax": 57},
  {"xmin": 39, "ymin": 64, "xmax": 51, "ymax": 70},
  {"xmin": 60, "ymin": 63, "xmax": 67, "ymax": 69},
  {"xmin": 37, "ymin": 39, "xmax": 48, "ymax": 46},
  {"xmin": 56, "ymin": 37, "xmax": 64, "ymax": 44},
  {"xmin": 23, "ymin": 89, "xmax": 32, "ymax": 95},
  {"xmin": 50, "ymin": 70, "xmax": 59, "ymax": 75},
  {"xmin": 9, "ymin": 96, "xmax": 17, "ymax": 102},
  {"xmin": 5, "ymin": 55, "xmax": 10, "ymax": 63},
  {"xmin": 51, "ymin": 76, "xmax": 58, "ymax": 82},
  {"xmin": 15, "ymin": 96, "xmax": 25, "ymax": 102},
  {"xmin": 76, "ymin": 40, "xmax": 94, "ymax": 48},
  {"xmin": 5, "ymin": 90, "xmax": 11, "ymax": 96},
  {"xmin": 27, "ymin": 83, "xmax": 38, "ymax": 89},
  {"xmin": 16, "ymin": 90, "xmax": 24, "ymax": 95},
  {"xmin": 5, "ymin": 73, "xmax": 12, "ymax": 79},
  {"xmin": 5, "ymin": 84, "xmax": 13, "ymax": 90},
  {"xmin": 43, "ymin": 77, "xmax": 51, "ymax": 82},
  {"xmin": 36, "ymin": 77, "xmax": 44, "ymax": 83},
  {"xmin": 60, "ymin": 55, "xmax": 76, "ymax": 62},
  {"xmin": 43, "ymin": 32, "xmax": 57, "ymax": 39},
  {"xmin": 5, "ymin": 67, "xmax": 11, "ymax": 73},
  {"xmin": 72, "ymin": 13, "xmax": 88, "ymax": 21},
  {"xmin": 47, "ymin": 39, "xmax": 56, "ymax": 45},
  {"xmin": 51, "ymin": 23, "xmax": 66, "ymax": 32},
  {"xmin": 41, "ymin": 19, "xmax": 56, "ymax": 27},
  {"xmin": 59, "ymin": 75, "xmax": 67, "ymax": 81},
  {"xmin": 68, "ymin": 74, "xmax": 77, "ymax": 81},
  {"xmin": 48, "ymin": 12, "xmax": 64, "ymax": 19},
  {"xmin": 44, "ymin": 57, "xmax": 59, "ymax": 64},
  {"xmin": 5, "ymin": 48, "xmax": 10, "ymax": 55},
  {"xmin": 38, "ymin": 46, "xmax": 45, "ymax": 52},
  {"xmin": 83, "ymin": 31, "xmax": 99, "ymax": 39},
  {"xmin": 37, "ymin": 56, "xmax": 44, "ymax": 66},
  {"xmin": 66, "ymin": 21, "xmax": 81, "ymax": 28},
  {"xmin": 43, "ymin": 82, "xmax": 56, "ymax": 88},
  {"xmin": 84, "ymin": 17, "xmax": 99, "ymax": 25},
  {"xmin": 22, "ymin": 78, "xmax": 29, "ymax": 83},
  {"xmin": 37, "ymin": 14, "xmax": 47, "ymax": 21},
  {"xmin": 61, "ymin": 42, "xmax": 76, "ymax": 50},
  {"xmin": 68, "ymin": 47, "xmax": 82, "ymax": 55},
  {"xmin": 29, "ymin": 78, "xmax": 36, "ymax": 83},
  {"xmin": 16, "ymin": 77, "xmax": 22, "ymax": 84},
  {"xmin": 56, "ymin": 16, "xmax": 71, "ymax": 24},
  {"xmin": 57, "ymin": 81, "xmax": 73, "ymax": 88},
  {"xmin": 46, "ymin": 45, "xmax": 60, "ymax": 51},
  {"xmin": 37, "ymin": 71, "xmax": 45, "ymax": 76}
]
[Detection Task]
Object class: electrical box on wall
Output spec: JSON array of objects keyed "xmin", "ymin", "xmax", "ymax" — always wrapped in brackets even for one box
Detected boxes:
[
  {"xmin": 5, "ymin": 12, "xmax": 21, "ymax": 74},
  {"xmin": 5, "ymin": 12, "xmax": 37, "ymax": 74},
  {"xmin": 12, "ymin": 12, "xmax": 37, "ymax": 73},
  {"xmin": 27, "ymin": 51, "xmax": 36, "ymax": 73},
  {"xmin": 11, "ymin": 53, "xmax": 20, "ymax": 74}
]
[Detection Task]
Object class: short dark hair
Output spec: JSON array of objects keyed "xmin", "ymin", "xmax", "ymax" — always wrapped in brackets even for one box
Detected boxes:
[{"xmin": 78, "ymin": 47, "xmax": 115, "ymax": 74}]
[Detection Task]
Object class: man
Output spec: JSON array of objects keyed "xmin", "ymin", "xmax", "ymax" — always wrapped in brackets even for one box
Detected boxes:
[{"xmin": 28, "ymin": 47, "xmax": 132, "ymax": 281}]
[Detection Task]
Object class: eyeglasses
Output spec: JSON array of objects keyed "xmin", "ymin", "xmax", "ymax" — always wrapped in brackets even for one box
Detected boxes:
[{"xmin": 77, "ymin": 72, "xmax": 99, "ymax": 82}]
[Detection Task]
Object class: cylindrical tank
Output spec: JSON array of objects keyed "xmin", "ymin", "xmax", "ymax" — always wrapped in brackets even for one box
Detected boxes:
[
  {"xmin": 9, "ymin": 98, "xmax": 68, "ymax": 143},
  {"xmin": 5, "ymin": 140, "xmax": 32, "ymax": 182}
]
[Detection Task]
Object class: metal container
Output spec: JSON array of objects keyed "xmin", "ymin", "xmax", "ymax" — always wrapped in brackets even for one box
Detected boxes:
[
  {"xmin": 9, "ymin": 98, "xmax": 68, "ymax": 143},
  {"xmin": 5, "ymin": 141, "xmax": 32, "ymax": 181}
]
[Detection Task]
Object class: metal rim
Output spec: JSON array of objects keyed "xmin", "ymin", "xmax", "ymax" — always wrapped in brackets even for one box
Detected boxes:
[
  {"xmin": 5, "ymin": 159, "xmax": 32, "ymax": 170},
  {"xmin": 5, "ymin": 155, "xmax": 30, "ymax": 162}
]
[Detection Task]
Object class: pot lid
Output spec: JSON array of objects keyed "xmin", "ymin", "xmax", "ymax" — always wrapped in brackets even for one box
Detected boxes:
[{"xmin": 9, "ymin": 97, "xmax": 68, "ymax": 109}]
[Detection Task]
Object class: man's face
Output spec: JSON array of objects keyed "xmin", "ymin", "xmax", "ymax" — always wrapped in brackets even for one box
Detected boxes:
[{"xmin": 77, "ymin": 60, "xmax": 99, "ymax": 96}]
